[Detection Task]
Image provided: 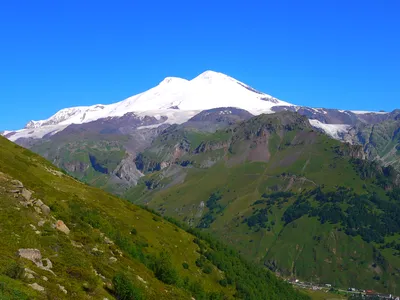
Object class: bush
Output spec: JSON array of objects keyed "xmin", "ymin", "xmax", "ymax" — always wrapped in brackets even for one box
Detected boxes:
[
  {"xmin": 182, "ymin": 262, "xmax": 189, "ymax": 269},
  {"xmin": 195, "ymin": 257, "xmax": 204, "ymax": 268},
  {"xmin": 152, "ymin": 251, "xmax": 179, "ymax": 285},
  {"xmin": 112, "ymin": 273, "xmax": 143, "ymax": 300},
  {"xmin": 130, "ymin": 228, "xmax": 137, "ymax": 235},
  {"xmin": 202, "ymin": 264, "xmax": 212, "ymax": 274},
  {"xmin": 4, "ymin": 262, "xmax": 24, "ymax": 279},
  {"xmin": 219, "ymin": 279, "xmax": 228, "ymax": 287}
]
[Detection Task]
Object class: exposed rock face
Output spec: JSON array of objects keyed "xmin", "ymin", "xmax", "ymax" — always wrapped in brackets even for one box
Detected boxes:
[
  {"xmin": 64, "ymin": 161, "xmax": 90, "ymax": 173},
  {"xmin": 33, "ymin": 199, "xmax": 51, "ymax": 215},
  {"xmin": 56, "ymin": 220, "xmax": 70, "ymax": 235},
  {"xmin": 29, "ymin": 283, "xmax": 45, "ymax": 292},
  {"xmin": 17, "ymin": 249, "xmax": 54, "ymax": 273},
  {"xmin": 104, "ymin": 236, "xmax": 113, "ymax": 245},
  {"xmin": 57, "ymin": 284, "xmax": 67, "ymax": 294},
  {"xmin": 11, "ymin": 180, "xmax": 24, "ymax": 188},
  {"xmin": 40, "ymin": 204, "xmax": 51, "ymax": 215},
  {"xmin": 17, "ymin": 249, "xmax": 42, "ymax": 266},
  {"xmin": 112, "ymin": 154, "xmax": 144, "ymax": 187},
  {"xmin": 24, "ymin": 268, "xmax": 36, "ymax": 280},
  {"xmin": 21, "ymin": 188, "xmax": 32, "ymax": 201}
]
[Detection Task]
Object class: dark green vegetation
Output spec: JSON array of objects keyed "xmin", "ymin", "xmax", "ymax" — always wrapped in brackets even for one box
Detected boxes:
[
  {"xmin": 128, "ymin": 112, "xmax": 400, "ymax": 294},
  {"xmin": 0, "ymin": 135, "xmax": 307, "ymax": 299}
]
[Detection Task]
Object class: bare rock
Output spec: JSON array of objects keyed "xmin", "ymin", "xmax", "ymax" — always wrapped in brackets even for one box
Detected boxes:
[
  {"xmin": 91, "ymin": 247, "xmax": 103, "ymax": 254},
  {"xmin": 40, "ymin": 204, "xmax": 50, "ymax": 215},
  {"xmin": 38, "ymin": 220, "xmax": 46, "ymax": 227},
  {"xmin": 136, "ymin": 275, "xmax": 147, "ymax": 285},
  {"xmin": 56, "ymin": 220, "xmax": 70, "ymax": 235},
  {"xmin": 109, "ymin": 257, "xmax": 117, "ymax": 263},
  {"xmin": 57, "ymin": 284, "xmax": 67, "ymax": 294},
  {"xmin": 104, "ymin": 236, "xmax": 113, "ymax": 245},
  {"xmin": 24, "ymin": 272, "xmax": 35, "ymax": 279},
  {"xmin": 42, "ymin": 276, "xmax": 48, "ymax": 281},
  {"xmin": 35, "ymin": 199, "xmax": 44, "ymax": 207},
  {"xmin": 21, "ymin": 189, "xmax": 32, "ymax": 201},
  {"xmin": 24, "ymin": 268, "xmax": 37, "ymax": 280},
  {"xmin": 42, "ymin": 258, "xmax": 53, "ymax": 270},
  {"xmin": 28, "ymin": 283, "xmax": 45, "ymax": 292},
  {"xmin": 18, "ymin": 249, "xmax": 42, "ymax": 267},
  {"xmin": 9, "ymin": 189, "xmax": 20, "ymax": 194},
  {"xmin": 71, "ymin": 240, "xmax": 83, "ymax": 248},
  {"xmin": 11, "ymin": 180, "xmax": 24, "ymax": 188},
  {"xmin": 18, "ymin": 249, "xmax": 54, "ymax": 274}
]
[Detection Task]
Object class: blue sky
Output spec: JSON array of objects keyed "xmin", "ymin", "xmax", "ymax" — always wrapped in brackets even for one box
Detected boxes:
[{"xmin": 1, "ymin": 0, "xmax": 399, "ymax": 130}]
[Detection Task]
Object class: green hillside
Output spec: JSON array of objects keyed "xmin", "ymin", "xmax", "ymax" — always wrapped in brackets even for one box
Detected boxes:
[
  {"xmin": 128, "ymin": 112, "xmax": 400, "ymax": 294},
  {"xmin": 0, "ymin": 136, "xmax": 307, "ymax": 299}
]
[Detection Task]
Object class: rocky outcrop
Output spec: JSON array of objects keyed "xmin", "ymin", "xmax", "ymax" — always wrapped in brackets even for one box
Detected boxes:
[
  {"xmin": 17, "ymin": 249, "xmax": 42, "ymax": 266},
  {"xmin": 56, "ymin": 220, "xmax": 70, "ymax": 235},
  {"xmin": 11, "ymin": 180, "xmax": 24, "ymax": 188},
  {"xmin": 195, "ymin": 140, "xmax": 229, "ymax": 153},
  {"xmin": 112, "ymin": 154, "xmax": 144, "ymax": 187},
  {"xmin": 63, "ymin": 161, "xmax": 90, "ymax": 173},
  {"xmin": 29, "ymin": 283, "xmax": 45, "ymax": 292},
  {"xmin": 57, "ymin": 284, "xmax": 67, "ymax": 294},
  {"xmin": 17, "ymin": 249, "xmax": 54, "ymax": 273},
  {"xmin": 24, "ymin": 268, "xmax": 37, "ymax": 280},
  {"xmin": 21, "ymin": 188, "xmax": 32, "ymax": 201}
]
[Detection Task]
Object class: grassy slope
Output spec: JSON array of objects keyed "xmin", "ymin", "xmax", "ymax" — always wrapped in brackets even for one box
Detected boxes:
[
  {"xmin": 0, "ymin": 136, "xmax": 235, "ymax": 299},
  {"xmin": 127, "ymin": 114, "xmax": 400, "ymax": 294}
]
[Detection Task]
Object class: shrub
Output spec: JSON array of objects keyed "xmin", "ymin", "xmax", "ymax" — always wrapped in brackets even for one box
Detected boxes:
[
  {"xmin": 182, "ymin": 262, "xmax": 189, "ymax": 270},
  {"xmin": 219, "ymin": 279, "xmax": 228, "ymax": 287},
  {"xmin": 195, "ymin": 258, "xmax": 204, "ymax": 268},
  {"xmin": 152, "ymin": 251, "xmax": 179, "ymax": 285},
  {"xmin": 130, "ymin": 228, "xmax": 137, "ymax": 235},
  {"xmin": 202, "ymin": 264, "xmax": 212, "ymax": 274},
  {"xmin": 112, "ymin": 273, "xmax": 143, "ymax": 300},
  {"xmin": 4, "ymin": 262, "xmax": 24, "ymax": 279}
]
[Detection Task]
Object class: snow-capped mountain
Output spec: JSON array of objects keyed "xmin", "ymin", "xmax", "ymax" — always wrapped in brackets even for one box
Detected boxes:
[
  {"xmin": 3, "ymin": 70, "xmax": 294, "ymax": 142},
  {"xmin": 3, "ymin": 70, "xmax": 390, "ymax": 143},
  {"xmin": 14, "ymin": 70, "xmax": 290, "ymax": 132}
]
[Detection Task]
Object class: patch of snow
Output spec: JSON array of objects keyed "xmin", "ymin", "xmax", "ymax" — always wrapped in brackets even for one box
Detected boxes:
[
  {"xmin": 219, "ymin": 110, "xmax": 232, "ymax": 115},
  {"xmin": 351, "ymin": 110, "xmax": 388, "ymax": 115},
  {"xmin": 6, "ymin": 125, "xmax": 69, "ymax": 142},
  {"xmin": 309, "ymin": 119, "xmax": 351, "ymax": 139},
  {"xmin": 136, "ymin": 109, "xmax": 201, "ymax": 129}
]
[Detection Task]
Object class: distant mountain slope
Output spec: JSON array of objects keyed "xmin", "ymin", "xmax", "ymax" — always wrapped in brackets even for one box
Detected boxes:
[
  {"xmin": 127, "ymin": 111, "xmax": 400, "ymax": 294},
  {"xmin": 342, "ymin": 111, "xmax": 400, "ymax": 171},
  {"xmin": 0, "ymin": 136, "xmax": 308, "ymax": 299},
  {"xmin": 13, "ymin": 108, "xmax": 252, "ymax": 195}
]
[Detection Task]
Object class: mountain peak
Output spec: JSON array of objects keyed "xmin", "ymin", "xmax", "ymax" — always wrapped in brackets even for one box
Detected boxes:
[
  {"xmin": 192, "ymin": 70, "xmax": 232, "ymax": 82},
  {"xmin": 159, "ymin": 76, "xmax": 188, "ymax": 86}
]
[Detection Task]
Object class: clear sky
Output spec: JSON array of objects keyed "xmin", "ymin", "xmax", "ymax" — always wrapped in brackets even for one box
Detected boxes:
[{"xmin": 1, "ymin": 0, "xmax": 399, "ymax": 130}]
